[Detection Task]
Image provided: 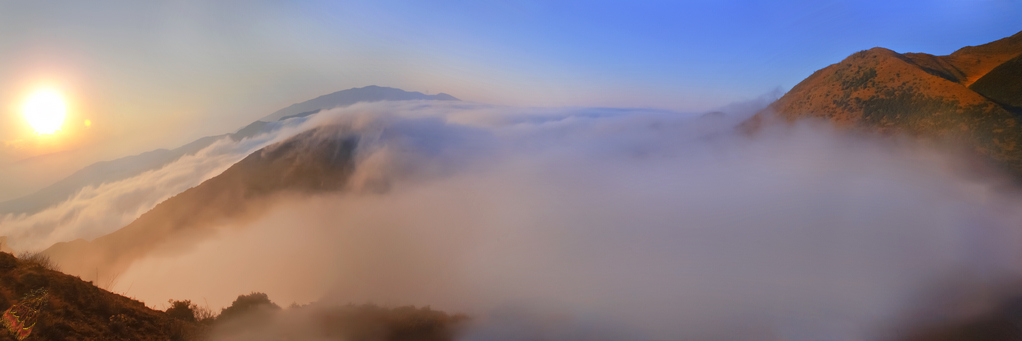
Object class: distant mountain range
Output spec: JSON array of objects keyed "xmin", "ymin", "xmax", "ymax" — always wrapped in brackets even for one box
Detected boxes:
[
  {"xmin": 260, "ymin": 85, "xmax": 457, "ymax": 122},
  {"xmin": 747, "ymin": 30, "xmax": 1022, "ymax": 176},
  {"xmin": 0, "ymin": 86, "xmax": 458, "ymax": 217}
]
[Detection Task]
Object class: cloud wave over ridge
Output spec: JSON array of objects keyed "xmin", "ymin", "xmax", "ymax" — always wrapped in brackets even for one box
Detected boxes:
[
  {"xmin": 20, "ymin": 99, "xmax": 1022, "ymax": 340},
  {"xmin": 0, "ymin": 119, "xmax": 311, "ymax": 252}
]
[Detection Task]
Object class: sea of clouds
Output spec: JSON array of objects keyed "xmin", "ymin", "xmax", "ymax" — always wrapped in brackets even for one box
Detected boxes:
[{"xmin": 7, "ymin": 97, "xmax": 1022, "ymax": 339}]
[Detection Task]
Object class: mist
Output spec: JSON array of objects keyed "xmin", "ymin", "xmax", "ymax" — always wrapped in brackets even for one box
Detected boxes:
[
  {"xmin": 22, "ymin": 100, "xmax": 998, "ymax": 340},
  {"xmin": 0, "ymin": 118, "xmax": 313, "ymax": 252}
]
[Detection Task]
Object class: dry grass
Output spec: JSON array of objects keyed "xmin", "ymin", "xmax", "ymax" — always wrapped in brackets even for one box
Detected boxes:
[
  {"xmin": 0, "ymin": 252, "xmax": 201, "ymax": 340},
  {"xmin": 16, "ymin": 252, "xmax": 58, "ymax": 271}
]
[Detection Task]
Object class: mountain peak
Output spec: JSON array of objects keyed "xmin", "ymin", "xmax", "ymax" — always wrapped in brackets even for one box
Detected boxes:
[
  {"xmin": 260, "ymin": 86, "xmax": 459, "ymax": 122},
  {"xmin": 950, "ymin": 29, "xmax": 1022, "ymax": 58},
  {"xmin": 748, "ymin": 30, "xmax": 1022, "ymax": 176}
]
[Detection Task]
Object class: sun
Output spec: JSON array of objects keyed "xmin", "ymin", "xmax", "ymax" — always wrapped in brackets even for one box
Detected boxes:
[{"xmin": 22, "ymin": 88, "xmax": 67, "ymax": 135}]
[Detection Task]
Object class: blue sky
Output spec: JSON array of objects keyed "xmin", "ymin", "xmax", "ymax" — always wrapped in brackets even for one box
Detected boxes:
[
  {"xmin": 0, "ymin": 0, "xmax": 1019, "ymax": 163},
  {"xmin": 296, "ymin": 0, "xmax": 1021, "ymax": 107}
]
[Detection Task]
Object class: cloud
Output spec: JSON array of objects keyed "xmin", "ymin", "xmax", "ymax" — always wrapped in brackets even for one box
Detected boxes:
[
  {"xmin": 0, "ymin": 120, "xmax": 313, "ymax": 252},
  {"xmin": 66, "ymin": 100, "xmax": 1022, "ymax": 340}
]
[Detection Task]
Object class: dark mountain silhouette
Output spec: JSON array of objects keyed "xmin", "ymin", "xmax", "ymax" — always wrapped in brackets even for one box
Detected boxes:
[
  {"xmin": 42, "ymin": 126, "xmax": 359, "ymax": 286},
  {"xmin": 260, "ymin": 85, "xmax": 458, "ymax": 122},
  {"xmin": 746, "ymin": 30, "xmax": 1022, "ymax": 176},
  {"xmin": 210, "ymin": 295, "xmax": 468, "ymax": 341},
  {"xmin": 0, "ymin": 86, "xmax": 455, "ymax": 218}
]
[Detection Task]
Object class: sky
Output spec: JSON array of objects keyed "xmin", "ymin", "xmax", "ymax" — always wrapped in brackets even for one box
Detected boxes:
[{"xmin": 0, "ymin": 0, "xmax": 1020, "ymax": 198}]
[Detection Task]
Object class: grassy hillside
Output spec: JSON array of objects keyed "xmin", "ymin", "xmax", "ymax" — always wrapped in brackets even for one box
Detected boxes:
[
  {"xmin": 748, "ymin": 30, "xmax": 1022, "ymax": 178},
  {"xmin": 0, "ymin": 252, "xmax": 468, "ymax": 340},
  {"xmin": 0, "ymin": 252, "xmax": 199, "ymax": 340}
]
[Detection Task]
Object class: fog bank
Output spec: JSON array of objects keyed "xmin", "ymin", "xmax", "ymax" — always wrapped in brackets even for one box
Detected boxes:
[{"xmin": 86, "ymin": 101, "xmax": 1022, "ymax": 340}]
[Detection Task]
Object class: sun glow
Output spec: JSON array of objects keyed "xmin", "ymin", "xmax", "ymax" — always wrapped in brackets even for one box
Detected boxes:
[{"xmin": 22, "ymin": 88, "xmax": 67, "ymax": 135}]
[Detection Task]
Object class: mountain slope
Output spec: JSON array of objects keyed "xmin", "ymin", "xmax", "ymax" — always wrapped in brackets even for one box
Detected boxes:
[
  {"xmin": 260, "ymin": 85, "xmax": 458, "ymax": 122},
  {"xmin": 0, "ymin": 121, "xmax": 286, "ymax": 218},
  {"xmin": 904, "ymin": 30, "xmax": 1022, "ymax": 86},
  {"xmin": 969, "ymin": 53, "xmax": 1022, "ymax": 111},
  {"xmin": 0, "ymin": 252, "xmax": 466, "ymax": 340},
  {"xmin": 748, "ymin": 30, "xmax": 1022, "ymax": 176},
  {"xmin": 42, "ymin": 127, "xmax": 359, "ymax": 285},
  {"xmin": 0, "ymin": 136, "xmax": 219, "ymax": 217},
  {"xmin": 0, "ymin": 252, "xmax": 199, "ymax": 340},
  {"xmin": 0, "ymin": 86, "xmax": 453, "ymax": 219}
]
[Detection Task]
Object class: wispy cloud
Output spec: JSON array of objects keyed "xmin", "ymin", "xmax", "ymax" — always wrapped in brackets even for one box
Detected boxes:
[{"xmin": 0, "ymin": 123, "xmax": 309, "ymax": 252}]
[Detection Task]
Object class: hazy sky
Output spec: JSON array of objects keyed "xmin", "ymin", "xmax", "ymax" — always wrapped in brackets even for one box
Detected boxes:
[{"xmin": 0, "ymin": 0, "xmax": 1019, "ymax": 196}]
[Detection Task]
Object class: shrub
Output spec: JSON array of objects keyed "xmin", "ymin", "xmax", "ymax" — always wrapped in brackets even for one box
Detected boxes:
[
  {"xmin": 218, "ymin": 292, "xmax": 280, "ymax": 322},
  {"xmin": 166, "ymin": 299, "xmax": 196, "ymax": 322},
  {"xmin": 0, "ymin": 252, "xmax": 17, "ymax": 271},
  {"xmin": 166, "ymin": 299, "xmax": 218, "ymax": 324},
  {"xmin": 17, "ymin": 252, "xmax": 58, "ymax": 271},
  {"xmin": 335, "ymin": 304, "xmax": 470, "ymax": 341}
]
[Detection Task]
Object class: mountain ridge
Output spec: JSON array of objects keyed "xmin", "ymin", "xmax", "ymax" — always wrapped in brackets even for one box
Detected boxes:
[
  {"xmin": 746, "ymin": 29, "xmax": 1022, "ymax": 177},
  {"xmin": 260, "ymin": 85, "xmax": 458, "ymax": 122},
  {"xmin": 42, "ymin": 126, "xmax": 359, "ymax": 285},
  {"xmin": 0, "ymin": 86, "xmax": 455, "ymax": 218}
]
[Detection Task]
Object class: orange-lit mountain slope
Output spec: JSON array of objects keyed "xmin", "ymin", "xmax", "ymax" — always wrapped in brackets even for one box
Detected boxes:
[{"xmin": 749, "ymin": 30, "xmax": 1022, "ymax": 176}]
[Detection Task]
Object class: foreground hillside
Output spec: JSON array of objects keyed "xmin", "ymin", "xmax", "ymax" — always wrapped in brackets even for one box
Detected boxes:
[
  {"xmin": 0, "ymin": 252, "xmax": 467, "ymax": 340},
  {"xmin": 0, "ymin": 252, "xmax": 199, "ymax": 340},
  {"xmin": 748, "ymin": 30, "xmax": 1022, "ymax": 177}
]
